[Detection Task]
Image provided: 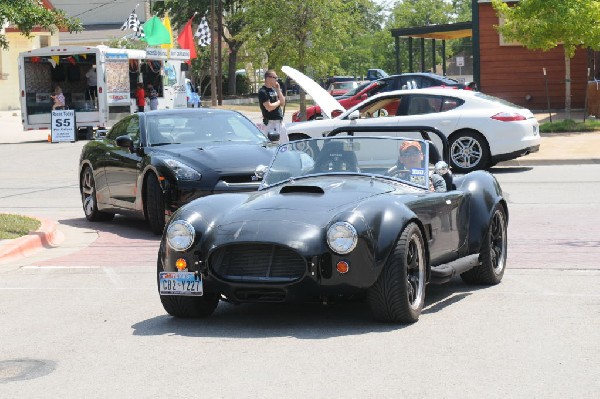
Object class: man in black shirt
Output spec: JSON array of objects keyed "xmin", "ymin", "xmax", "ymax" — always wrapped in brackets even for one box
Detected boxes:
[{"xmin": 258, "ymin": 69, "xmax": 288, "ymax": 143}]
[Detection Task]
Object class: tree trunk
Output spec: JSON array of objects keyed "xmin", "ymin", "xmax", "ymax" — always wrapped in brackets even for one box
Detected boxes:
[
  {"xmin": 565, "ymin": 48, "xmax": 571, "ymax": 120},
  {"xmin": 227, "ymin": 45, "xmax": 238, "ymax": 95},
  {"xmin": 299, "ymin": 48, "xmax": 307, "ymax": 122}
]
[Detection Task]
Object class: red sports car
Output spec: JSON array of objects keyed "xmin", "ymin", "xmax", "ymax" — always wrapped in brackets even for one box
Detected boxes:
[{"xmin": 293, "ymin": 81, "xmax": 382, "ymax": 122}]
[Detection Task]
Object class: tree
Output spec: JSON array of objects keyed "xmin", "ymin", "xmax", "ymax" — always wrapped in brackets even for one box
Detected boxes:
[
  {"xmin": 0, "ymin": 0, "xmax": 81, "ymax": 50},
  {"xmin": 492, "ymin": 0, "xmax": 600, "ymax": 118},
  {"xmin": 156, "ymin": 0, "xmax": 247, "ymax": 96},
  {"xmin": 240, "ymin": 0, "xmax": 359, "ymax": 119}
]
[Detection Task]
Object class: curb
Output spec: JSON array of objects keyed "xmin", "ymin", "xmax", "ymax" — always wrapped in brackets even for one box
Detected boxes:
[
  {"xmin": 499, "ymin": 158, "xmax": 600, "ymax": 167},
  {"xmin": 0, "ymin": 218, "xmax": 64, "ymax": 264}
]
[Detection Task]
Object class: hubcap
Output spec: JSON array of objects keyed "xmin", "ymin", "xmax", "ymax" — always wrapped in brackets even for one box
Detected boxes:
[
  {"xmin": 489, "ymin": 210, "xmax": 507, "ymax": 275},
  {"xmin": 81, "ymin": 169, "xmax": 95, "ymax": 216},
  {"xmin": 451, "ymin": 137, "xmax": 482, "ymax": 169},
  {"xmin": 406, "ymin": 234, "xmax": 425, "ymax": 309}
]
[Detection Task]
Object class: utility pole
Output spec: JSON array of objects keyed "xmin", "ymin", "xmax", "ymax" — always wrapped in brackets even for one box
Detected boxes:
[
  {"xmin": 210, "ymin": 0, "xmax": 217, "ymax": 106},
  {"xmin": 217, "ymin": 0, "xmax": 223, "ymax": 105}
]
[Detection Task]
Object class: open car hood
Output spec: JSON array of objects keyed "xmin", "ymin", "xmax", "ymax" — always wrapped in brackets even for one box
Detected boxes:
[{"xmin": 282, "ymin": 66, "xmax": 343, "ymax": 119}]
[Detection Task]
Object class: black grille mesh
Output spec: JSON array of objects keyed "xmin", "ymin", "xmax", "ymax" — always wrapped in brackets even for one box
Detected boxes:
[{"xmin": 210, "ymin": 244, "xmax": 306, "ymax": 282}]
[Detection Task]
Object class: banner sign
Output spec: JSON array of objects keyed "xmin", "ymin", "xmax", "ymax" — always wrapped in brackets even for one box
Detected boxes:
[
  {"xmin": 146, "ymin": 48, "xmax": 168, "ymax": 60},
  {"xmin": 169, "ymin": 49, "xmax": 191, "ymax": 60},
  {"xmin": 105, "ymin": 53, "xmax": 130, "ymax": 105},
  {"xmin": 51, "ymin": 109, "xmax": 76, "ymax": 142}
]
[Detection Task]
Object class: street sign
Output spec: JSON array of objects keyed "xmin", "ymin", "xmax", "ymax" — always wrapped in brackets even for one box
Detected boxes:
[
  {"xmin": 456, "ymin": 56, "xmax": 465, "ymax": 67},
  {"xmin": 51, "ymin": 109, "xmax": 76, "ymax": 142}
]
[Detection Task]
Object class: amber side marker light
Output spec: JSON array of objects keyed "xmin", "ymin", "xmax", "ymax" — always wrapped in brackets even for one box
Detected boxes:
[
  {"xmin": 175, "ymin": 258, "xmax": 187, "ymax": 271},
  {"xmin": 336, "ymin": 261, "xmax": 349, "ymax": 274}
]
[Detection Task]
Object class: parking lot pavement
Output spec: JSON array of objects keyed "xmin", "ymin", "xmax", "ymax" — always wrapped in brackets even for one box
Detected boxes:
[{"xmin": 1, "ymin": 108, "xmax": 599, "ymax": 264}]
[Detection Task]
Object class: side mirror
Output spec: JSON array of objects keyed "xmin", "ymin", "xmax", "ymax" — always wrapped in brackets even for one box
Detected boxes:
[
  {"xmin": 331, "ymin": 109, "xmax": 344, "ymax": 118},
  {"xmin": 254, "ymin": 164, "xmax": 268, "ymax": 180},
  {"xmin": 434, "ymin": 161, "xmax": 449, "ymax": 175},
  {"xmin": 267, "ymin": 131, "xmax": 280, "ymax": 142},
  {"xmin": 348, "ymin": 110, "xmax": 360, "ymax": 120},
  {"xmin": 115, "ymin": 135, "xmax": 134, "ymax": 150}
]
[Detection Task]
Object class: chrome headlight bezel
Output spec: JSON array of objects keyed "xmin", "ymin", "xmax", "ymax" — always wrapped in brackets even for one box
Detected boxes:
[
  {"xmin": 166, "ymin": 220, "xmax": 195, "ymax": 251},
  {"xmin": 326, "ymin": 221, "xmax": 358, "ymax": 255}
]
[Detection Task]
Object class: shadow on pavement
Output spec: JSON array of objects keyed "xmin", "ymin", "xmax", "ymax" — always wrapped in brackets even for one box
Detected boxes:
[
  {"xmin": 59, "ymin": 215, "xmax": 159, "ymax": 241},
  {"xmin": 488, "ymin": 166, "xmax": 534, "ymax": 174},
  {"xmin": 132, "ymin": 278, "xmax": 489, "ymax": 339}
]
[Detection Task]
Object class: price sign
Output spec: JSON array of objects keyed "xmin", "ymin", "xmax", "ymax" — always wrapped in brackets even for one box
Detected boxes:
[{"xmin": 51, "ymin": 109, "xmax": 76, "ymax": 143}]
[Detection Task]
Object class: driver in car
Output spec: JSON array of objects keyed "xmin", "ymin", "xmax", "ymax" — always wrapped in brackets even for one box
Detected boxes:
[{"xmin": 387, "ymin": 140, "xmax": 446, "ymax": 192}]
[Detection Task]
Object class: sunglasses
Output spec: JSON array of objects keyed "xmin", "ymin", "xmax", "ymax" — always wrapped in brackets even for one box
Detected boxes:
[
  {"xmin": 401, "ymin": 150, "xmax": 421, "ymax": 156},
  {"xmin": 268, "ymin": 75, "xmax": 278, "ymax": 79}
]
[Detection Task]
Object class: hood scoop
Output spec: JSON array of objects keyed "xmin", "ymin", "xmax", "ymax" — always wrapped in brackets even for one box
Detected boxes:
[{"xmin": 280, "ymin": 185, "xmax": 325, "ymax": 194}]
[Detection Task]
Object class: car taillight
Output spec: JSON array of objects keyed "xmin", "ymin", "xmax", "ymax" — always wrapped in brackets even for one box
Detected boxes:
[{"xmin": 491, "ymin": 112, "xmax": 527, "ymax": 122}]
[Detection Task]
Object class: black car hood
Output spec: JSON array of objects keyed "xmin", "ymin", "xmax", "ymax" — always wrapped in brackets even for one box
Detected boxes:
[
  {"xmin": 221, "ymin": 176, "xmax": 396, "ymax": 226},
  {"xmin": 152, "ymin": 143, "xmax": 274, "ymax": 172}
]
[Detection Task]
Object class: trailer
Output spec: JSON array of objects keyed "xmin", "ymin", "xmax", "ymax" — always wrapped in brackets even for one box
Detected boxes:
[{"xmin": 18, "ymin": 45, "xmax": 191, "ymax": 139}]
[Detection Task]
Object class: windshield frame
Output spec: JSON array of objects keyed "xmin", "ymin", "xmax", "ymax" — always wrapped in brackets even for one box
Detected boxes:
[{"xmin": 260, "ymin": 136, "xmax": 431, "ymax": 191}]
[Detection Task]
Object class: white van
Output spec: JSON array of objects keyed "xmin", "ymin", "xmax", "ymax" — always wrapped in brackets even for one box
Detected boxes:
[{"xmin": 18, "ymin": 45, "xmax": 191, "ymax": 138}]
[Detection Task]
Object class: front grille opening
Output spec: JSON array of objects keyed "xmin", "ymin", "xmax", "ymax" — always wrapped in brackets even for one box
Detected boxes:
[
  {"xmin": 234, "ymin": 288, "xmax": 286, "ymax": 302},
  {"xmin": 210, "ymin": 244, "xmax": 306, "ymax": 282}
]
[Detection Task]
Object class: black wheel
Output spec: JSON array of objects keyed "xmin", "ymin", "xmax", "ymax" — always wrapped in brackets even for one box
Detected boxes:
[
  {"xmin": 367, "ymin": 222, "xmax": 426, "ymax": 323},
  {"xmin": 157, "ymin": 259, "xmax": 219, "ymax": 318},
  {"xmin": 80, "ymin": 166, "xmax": 114, "ymax": 222},
  {"xmin": 449, "ymin": 130, "xmax": 490, "ymax": 173},
  {"xmin": 289, "ymin": 134, "xmax": 319, "ymax": 159},
  {"xmin": 145, "ymin": 174, "xmax": 165, "ymax": 235},
  {"xmin": 461, "ymin": 205, "xmax": 507, "ymax": 285}
]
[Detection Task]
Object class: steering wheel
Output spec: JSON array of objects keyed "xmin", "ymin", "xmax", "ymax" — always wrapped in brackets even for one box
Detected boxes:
[{"xmin": 373, "ymin": 109, "xmax": 388, "ymax": 118}]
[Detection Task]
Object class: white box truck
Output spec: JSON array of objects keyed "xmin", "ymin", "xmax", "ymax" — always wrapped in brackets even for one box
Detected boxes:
[{"xmin": 18, "ymin": 45, "xmax": 191, "ymax": 139}]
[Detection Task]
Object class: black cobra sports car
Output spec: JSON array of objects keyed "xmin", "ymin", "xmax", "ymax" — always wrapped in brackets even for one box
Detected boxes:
[
  {"xmin": 79, "ymin": 108, "xmax": 279, "ymax": 234},
  {"xmin": 157, "ymin": 126, "xmax": 508, "ymax": 323}
]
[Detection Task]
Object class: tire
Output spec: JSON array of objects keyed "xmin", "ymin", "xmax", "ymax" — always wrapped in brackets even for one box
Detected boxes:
[
  {"xmin": 80, "ymin": 166, "xmax": 114, "ymax": 222},
  {"xmin": 367, "ymin": 222, "xmax": 427, "ymax": 323},
  {"xmin": 461, "ymin": 205, "xmax": 508, "ymax": 285},
  {"xmin": 146, "ymin": 174, "xmax": 166, "ymax": 235},
  {"xmin": 157, "ymin": 259, "xmax": 219, "ymax": 318},
  {"xmin": 449, "ymin": 130, "xmax": 490, "ymax": 173},
  {"xmin": 289, "ymin": 133, "xmax": 320, "ymax": 159}
]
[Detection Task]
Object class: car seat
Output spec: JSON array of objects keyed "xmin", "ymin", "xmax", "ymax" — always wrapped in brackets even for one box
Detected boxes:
[{"xmin": 312, "ymin": 141, "xmax": 360, "ymax": 173}]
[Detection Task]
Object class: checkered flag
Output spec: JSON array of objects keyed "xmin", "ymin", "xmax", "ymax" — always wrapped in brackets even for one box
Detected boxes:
[
  {"xmin": 121, "ymin": 9, "xmax": 145, "ymax": 39},
  {"xmin": 195, "ymin": 16, "xmax": 211, "ymax": 47}
]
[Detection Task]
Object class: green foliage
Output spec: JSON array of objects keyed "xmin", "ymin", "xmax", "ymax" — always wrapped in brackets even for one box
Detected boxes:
[
  {"xmin": 0, "ymin": 0, "xmax": 82, "ymax": 49},
  {"xmin": 539, "ymin": 119, "xmax": 600, "ymax": 133},
  {"xmin": 0, "ymin": 214, "xmax": 40, "ymax": 240},
  {"xmin": 492, "ymin": 0, "xmax": 600, "ymax": 57}
]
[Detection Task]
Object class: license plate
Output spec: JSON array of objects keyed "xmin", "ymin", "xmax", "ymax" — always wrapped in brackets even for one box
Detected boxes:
[{"xmin": 159, "ymin": 272, "xmax": 203, "ymax": 296}]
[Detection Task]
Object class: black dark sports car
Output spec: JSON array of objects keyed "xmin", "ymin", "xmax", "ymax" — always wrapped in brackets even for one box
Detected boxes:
[
  {"xmin": 79, "ymin": 108, "xmax": 279, "ymax": 234},
  {"xmin": 157, "ymin": 126, "xmax": 508, "ymax": 323}
]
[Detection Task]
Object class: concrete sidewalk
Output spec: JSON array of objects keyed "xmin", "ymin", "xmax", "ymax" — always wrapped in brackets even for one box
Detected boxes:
[{"xmin": 1, "ymin": 108, "xmax": 599, "ymax": 264}]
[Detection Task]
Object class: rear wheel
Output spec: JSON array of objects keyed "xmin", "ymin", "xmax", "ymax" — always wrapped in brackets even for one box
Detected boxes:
[
  {"xmin": 449, "ymin": 130, "xmax": 490, "ymax": 173},
  {"xmin": 157, "ymin": 259, "xmax": 219, "ymax": 318},
  {"xmin": 145, "ymin": 174, "xmax": 165, "ymax": 235},
  {"xmin": 80, "ymin": 166, "xmax": 114, "ymax": 222},
  {"xmin": 461, "ymin": 205, "xmax": 507, "ymax": 285},
  {"xmin": 367, "ymin": 222, "xmax": 426, "ymax": 323}
]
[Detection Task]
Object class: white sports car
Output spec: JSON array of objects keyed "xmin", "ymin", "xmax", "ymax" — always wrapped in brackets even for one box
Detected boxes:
[{"xmin": 283, "ymin": 66, "xmax": 540, "ymax": 173}]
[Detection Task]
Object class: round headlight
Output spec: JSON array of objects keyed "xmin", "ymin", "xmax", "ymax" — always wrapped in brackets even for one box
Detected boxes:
[
  {"xmin": 166, "ymin": 220, "xmax": 195, "ymax": 251},
  {"xmin": 327, "ymin": 222, "xmax": 358, "ymax": 255}
]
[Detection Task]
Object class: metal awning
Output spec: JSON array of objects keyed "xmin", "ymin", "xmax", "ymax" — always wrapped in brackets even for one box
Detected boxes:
[{"xmin": 391, "ymin": 21, "xmax": 472, "ymax": 40}]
